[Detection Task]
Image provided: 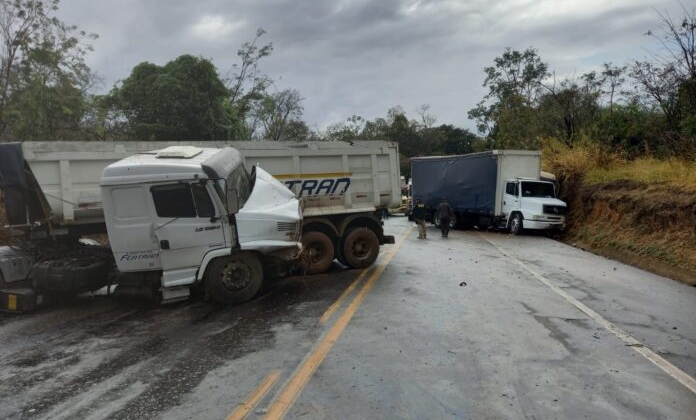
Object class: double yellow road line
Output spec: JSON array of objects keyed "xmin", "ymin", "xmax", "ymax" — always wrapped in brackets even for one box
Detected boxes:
[{"xmin": 226, "ymin": 226, "xmax": 413, "ymax": 420}]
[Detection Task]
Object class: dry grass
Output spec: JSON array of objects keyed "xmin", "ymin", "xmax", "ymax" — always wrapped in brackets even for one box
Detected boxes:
[{"xmin": 584, "ymin": 158, "xmax": 696, "ymax": 192}]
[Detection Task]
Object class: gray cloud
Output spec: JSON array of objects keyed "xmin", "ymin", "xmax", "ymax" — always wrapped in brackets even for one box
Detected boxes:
[{"xmin": 56, "ymin": 0, "xmax": 686, "ymax": 133}]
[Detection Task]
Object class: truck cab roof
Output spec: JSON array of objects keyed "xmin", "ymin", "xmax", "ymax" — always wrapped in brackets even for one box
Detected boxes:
[{"xmin": 101, "ymin": 147, "xmax": 243, "ymax": 186}]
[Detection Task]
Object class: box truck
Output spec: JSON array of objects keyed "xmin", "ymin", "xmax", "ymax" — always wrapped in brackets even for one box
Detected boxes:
[{"xmin": 410, "ymin": 150, "xmax": 567, "ymax": 234}]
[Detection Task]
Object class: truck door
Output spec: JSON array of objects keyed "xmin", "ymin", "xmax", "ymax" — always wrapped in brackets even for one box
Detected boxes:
[
  {"xmin": 502, "ymin": 181, "xmax": 520, "ymax": 219},
  {"xmin": 150, "ymin": 181, "xmax": 226, "ymax": 288}
]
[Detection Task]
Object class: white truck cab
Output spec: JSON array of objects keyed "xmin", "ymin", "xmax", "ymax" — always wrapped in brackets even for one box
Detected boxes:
[
  {"xmin": 101, "ymin": 146, "xmax": 302, "ymax": 304},
  {"xmin": 502, "ymin": 178, "xmax": 567, "ymax": 235}
]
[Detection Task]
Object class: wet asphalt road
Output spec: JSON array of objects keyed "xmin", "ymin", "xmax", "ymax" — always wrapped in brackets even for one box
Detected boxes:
[{"xmin": 1, "ymin": 216, "xmax": 695, "ymax": 419}]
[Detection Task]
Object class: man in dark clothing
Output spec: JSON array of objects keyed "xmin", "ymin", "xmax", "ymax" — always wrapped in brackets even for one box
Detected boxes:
[{"xmin": 435, "ymin": 197, "xmax": 454, "ymax": 237}]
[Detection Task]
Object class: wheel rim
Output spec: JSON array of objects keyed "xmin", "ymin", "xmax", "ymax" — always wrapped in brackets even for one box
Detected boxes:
[
  {"xmin": 308, "ymin": 241, "xmax": 327, "ymax": 264},
  {"xmin": 512, "ymin": 217, "xmax": 520, "ymax": 232},
  {"xmin": 219, "ymin": 261, "xmax": 252, "ymax": 291},
  {"xmin": 349, "ymin": 238, "xmax": 369, "ymax": 260}
]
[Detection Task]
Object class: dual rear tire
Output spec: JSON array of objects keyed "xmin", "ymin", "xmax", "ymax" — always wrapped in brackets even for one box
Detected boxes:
[{"xmin": 302, "ymin": 227, "xmax": 380, "ymax": 273}]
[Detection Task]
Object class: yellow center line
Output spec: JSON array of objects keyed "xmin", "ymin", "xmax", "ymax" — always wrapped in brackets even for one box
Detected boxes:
[
  {"xmin": 263, "ymin": 226, "xmax": 413, "ymax": 420},
  {"xmin": 480, "ymin": 233, "xmax": 696, "ymax": 396},
  {"xmin": 226, "ymin": 369, "xmax": 282, "ymax": 420},
  {"xmin": 319, "ymin": 272, "xmax": 367, "ymax": 324}
]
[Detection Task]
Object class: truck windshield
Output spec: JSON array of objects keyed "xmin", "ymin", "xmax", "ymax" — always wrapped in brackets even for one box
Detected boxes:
[{"xmin": 521, "ymin": 181, "xmax": 556, "ymax": 198}]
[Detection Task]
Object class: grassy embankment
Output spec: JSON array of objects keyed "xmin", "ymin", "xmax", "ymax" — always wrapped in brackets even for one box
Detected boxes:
[{"xmin": 543, "ymin": 142, "xmax": 696, "ymax": 286}]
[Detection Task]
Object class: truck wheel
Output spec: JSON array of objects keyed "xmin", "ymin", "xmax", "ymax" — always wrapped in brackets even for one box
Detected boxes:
[
  {"xmin": 510, "ymin": 213, "xmax": 523, "ymax": 235},
  {"xmin": 205, "ymin": 253, "xmax": 262, "ymax": 304},
  {"xmin": 343, "ymin": 228, "xmax": 379, "ymax": 269},
  {"xmin": 302, "ymin": 231, "xmax": 335, "ymax": 274}
]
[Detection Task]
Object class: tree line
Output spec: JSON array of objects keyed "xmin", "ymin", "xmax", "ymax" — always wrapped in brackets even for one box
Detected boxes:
[{"xmin": 1, "ymin": 0, "xmax": 694, "ymax": 175}]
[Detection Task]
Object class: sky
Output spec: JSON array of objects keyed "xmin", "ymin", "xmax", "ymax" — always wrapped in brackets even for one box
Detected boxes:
[{"xmin": 55, "ymin": 0, "xmax": 687, "ymax": 134}]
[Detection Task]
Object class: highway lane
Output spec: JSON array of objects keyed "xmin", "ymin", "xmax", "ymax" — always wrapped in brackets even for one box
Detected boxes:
[
  {"xmin": 278, "ymin": 216, "xmax": 696, "ymax": 419},
  {"xmin": 0, "ymin": 215, "xmax": 695, "ymax": 419}
]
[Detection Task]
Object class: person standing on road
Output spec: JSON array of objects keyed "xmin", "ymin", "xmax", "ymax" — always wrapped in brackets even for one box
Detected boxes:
[
  {"xmin": 436, "ymin": 197, "xmax": 454, "ymax": 238},
  {"xmin": 413, "ymin": 198, "xmax": 428, "ymax": 239}
]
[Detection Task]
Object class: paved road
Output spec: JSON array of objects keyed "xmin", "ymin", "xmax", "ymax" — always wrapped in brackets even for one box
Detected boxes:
[{"xmin": 1, "ymin": 216, "xmax": 695, "ymax": 419}]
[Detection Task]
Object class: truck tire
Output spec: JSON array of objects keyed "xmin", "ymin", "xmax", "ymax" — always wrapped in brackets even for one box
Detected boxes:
[
  {"xmin": 205, "ymin": 252, "xmax": 262, "ymax": 304},
  {"xmin": 343, "ymin": 227, "xmax": 379, "ymax": 269},
  {"xmin": 301, "ymin": 231, "xmax": 335, "ymax": 274},
  {"xmin": 510, "ymin": 213, "xmax": 523, "ymax": 235}
]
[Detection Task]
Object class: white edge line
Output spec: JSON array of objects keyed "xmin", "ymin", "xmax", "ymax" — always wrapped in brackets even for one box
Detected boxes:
[{"xmin": 481, "ymin": 234, "xmax": 696, "ymax": 395}]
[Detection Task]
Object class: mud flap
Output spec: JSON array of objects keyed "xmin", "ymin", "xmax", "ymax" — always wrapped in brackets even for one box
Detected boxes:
[{"xmin": 382, "ymin": 235, "xmax": 396, "ymax": 244}]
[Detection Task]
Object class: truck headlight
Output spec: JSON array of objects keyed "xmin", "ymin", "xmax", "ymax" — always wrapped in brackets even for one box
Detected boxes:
[{"xmin": 531, "ymin": 214, "xmax": 542, "ymax": 220}]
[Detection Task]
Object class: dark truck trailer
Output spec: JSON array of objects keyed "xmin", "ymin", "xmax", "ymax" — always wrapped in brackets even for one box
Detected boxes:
[{"xmin": 410, "ymin": 150, "xmax": 567, "ymax": 234}]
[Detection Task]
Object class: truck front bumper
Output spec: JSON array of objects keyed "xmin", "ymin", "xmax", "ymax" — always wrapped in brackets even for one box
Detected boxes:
[{"xmin": 523, "ymin": 219, "xmax": 566, "ymax": 231}]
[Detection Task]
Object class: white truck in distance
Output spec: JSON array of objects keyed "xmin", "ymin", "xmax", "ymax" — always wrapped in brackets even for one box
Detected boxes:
[
  {"xmin": 0, "ymin": 143, "xmax": 302, "ymax": 311},
  {"xmin": 410, "ymin": 150, "xmax": 567, "ymax": 235}
]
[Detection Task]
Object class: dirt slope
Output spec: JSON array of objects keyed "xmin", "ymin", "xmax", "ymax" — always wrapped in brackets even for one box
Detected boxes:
[{"xmin": 559, "ymin": 178, "xmax": 696, "ymax": 286}]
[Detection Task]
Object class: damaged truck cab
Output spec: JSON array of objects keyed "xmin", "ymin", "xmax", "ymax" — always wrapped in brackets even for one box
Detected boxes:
[{"xmin": 0, "ymin": 143, "xmax": 302, "ymax": 311}]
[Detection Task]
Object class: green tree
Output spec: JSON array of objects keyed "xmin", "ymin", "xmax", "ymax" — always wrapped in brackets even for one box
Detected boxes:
[
  {"xmin": 109, "ymin": 55, "xmax": 230, "ymax": 140},
  {"xmin": 225, "ymin": 28, "xmax": 274, "ymax": 139},
  {"xmin": 436, "ymin": 124, "xmax": 477, "ymax": 155},
  {"xmin": 325, "ymin": 115, "xmax": 367, "ymax": 142},
  {"xmin": 468, "ymin": 47, "xmax": 549, "ymax": 148},
  {"xmin": 538, "ymin": 72, "xmax": 601, "ymax": 148},
  {"xmin": 0, "ymin": 0, "xmax": 97, "ymax": 140},
  {"xmin": 630, "ymin": 4, "xmax": 696, "ymax": 148},
  {"xmin": 250, "ymin": 88, "xmax": 304, "ymax": 141}
]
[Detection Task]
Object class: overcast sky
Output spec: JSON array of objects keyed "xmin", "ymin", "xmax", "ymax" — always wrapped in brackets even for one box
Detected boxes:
[{"xmin": 56, "ymin": 0, "xmax": 686, "ymax": 133}]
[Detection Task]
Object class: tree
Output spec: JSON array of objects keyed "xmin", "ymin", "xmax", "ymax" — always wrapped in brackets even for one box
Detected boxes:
[
  {"xmin": 325, "ymin": 115, "xmax": 367, "ymax": 142},
  {"xmin": 250, "ymin": 88, "xmax": 304, "ymax": 141},
  {"xmin": 436, "ymin": 124, "xmax": 477, "ymax": 155},
  {"xmin": 538, "ymin": 72, "xmax": 601, "ymax": 148},
  {"xmin": 468, "ymin": 47, "xmax": 549, "ymax": 148},
  {"xmin": 225, "ymin": 28, "xmax": 274, "ymax": 139},
  {"xmin": 630, "ymin": 5, "xmax": 696, "ymax": 138},
  {"xmin": 600, "ymin": 63, "xmax": 628, "ymax": 113},
  {"xmin": 109, "ymin": 55, "xmax": 230, "ymax": 140},
  {"xmin": 0, "ymin": 0, "xmax": 97, "ymax": 140}
]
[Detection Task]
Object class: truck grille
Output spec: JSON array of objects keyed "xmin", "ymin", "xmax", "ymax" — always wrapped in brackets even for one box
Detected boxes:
[
  {"xmin": 277, "ymin": 221, "xmax": 300, "ymax": 240},
  {"xmin": 277, "ymin": 222, "xmax": 297, "ymax": 232},
  {"xmin": 543, "ymin": 205, "xmax": 567, "ymax": 215}
]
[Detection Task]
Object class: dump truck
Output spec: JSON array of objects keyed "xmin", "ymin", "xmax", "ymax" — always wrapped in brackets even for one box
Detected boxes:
[
  {"xmin": 410, "ymin": 150, "xmax": 567, "ymax": 234},
  {"xmin": 227, "ymin": 140, "xmax": 400, "ymax": 274},
  {"xmin": 0, "ymin": 142, "xmax": 302, "ymax": 311},
  {"xmin": 0, "ymin": 140, "xmax": 401, "ymax": 310}
]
